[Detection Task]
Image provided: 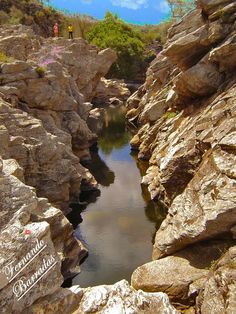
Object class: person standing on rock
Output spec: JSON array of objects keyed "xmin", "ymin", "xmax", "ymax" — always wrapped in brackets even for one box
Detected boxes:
[
  {"xmin": 68, "ymin": 24, "xmax": 73, "ymax": 39},
  {"xmin": 53, "ymin": 22, "xmax": 59, "ymax": 37}
]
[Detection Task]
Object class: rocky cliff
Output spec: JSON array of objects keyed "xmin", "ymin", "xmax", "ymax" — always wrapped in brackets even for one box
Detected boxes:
[
  {"xmin": 0, "ymin": 24, "xmax": 118, "ymax": 208},
  {"xmin": 0, "ymin": 24, "xmax": 177, "ymax": 313},
  {"xmin": 127, "ymin": 0, "xmax": 236, "ymax": 312}
]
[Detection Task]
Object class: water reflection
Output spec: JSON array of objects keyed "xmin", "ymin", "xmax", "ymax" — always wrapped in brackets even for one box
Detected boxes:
[
  {"xmin": 131, "ymin": 151, "xmax": 167, "ymax": 232},
  {"xmin": 81, "ymin": 151, "xmax": 115, "ymax": 187},
  {"xmin": 99, "ymin": 106, "xmax": 130, "ymax": 155},
  {"xmin": 70, "ymin": 105, "xmax": 166, "ymax": 287}
]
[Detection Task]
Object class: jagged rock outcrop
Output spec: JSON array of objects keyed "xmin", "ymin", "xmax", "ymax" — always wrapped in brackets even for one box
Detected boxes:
[
  {"xmin": 92, "ymin": 77, "xmax": 131, "ymax": 106},
  {"xmin": 30, "ymin": 37, "xmax": 117, "ymax": 101},
  {"xmin": 0, "ymin": 156, "xmax": 84, "ymax": 312},
  {"xmin": 0, "ymin": 25, "xmax": 118, "ymax": 207},
  {"xmin": 0, "ymin": 25, "xmax": 116, "ymax": 145},
  {"xmin": 0, "ymin": 25, "xmax": 41, "ymax": 60},
  {"xmin": 196, "ymin": 245, "xmax": 236, "ymax": 314},
  {"xmin": 0, "ymin": 97, "xmax": 95, "ymax": 209},
  {"xmin": 75, "ymin": 280, "xmax": 179, "ymax": 314},
  {"xmin": 28, "ymin": 280, "xmax": 179, "ymax": 314},
  {"xmin": 127, "ymin": 0, "xmax": 236, "ymax": 310},
  {"xmin": 131, "ymin": 239, "xmax": 234, "ymax": 307}
]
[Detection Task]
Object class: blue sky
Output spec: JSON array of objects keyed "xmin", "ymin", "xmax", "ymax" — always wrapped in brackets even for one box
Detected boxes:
[{"xmin": 48, "ymin": 0, "xmax": 171, "ymax": 25}]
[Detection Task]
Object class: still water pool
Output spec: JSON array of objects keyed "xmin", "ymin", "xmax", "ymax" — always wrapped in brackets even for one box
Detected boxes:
[{"xmin": 70, "ymin": 105, "xmax": 165, "ymax": 287}]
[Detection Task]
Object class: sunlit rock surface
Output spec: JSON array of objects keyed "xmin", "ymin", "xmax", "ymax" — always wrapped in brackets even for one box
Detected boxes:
[
  {"xmin": 75, "ymin": 280, "xmax": 179, "ymax": 314},
  {"xmin": 127, "ymin": 0, "xmax": 236, "ymax": 310},
  {"xmin": 0, "ymin": 155, "xmax": 84, "ymax": 312},
  {"xmin": 24, "ymin": 280, "xmax": 178, "ymax": 314},
  {"xmin": 196, "ymin": 245, "xmax": 236, "ymax": 314},
  {"xmin": 93, "ymin": 78, "xmax": 131, "ymax": 106}
]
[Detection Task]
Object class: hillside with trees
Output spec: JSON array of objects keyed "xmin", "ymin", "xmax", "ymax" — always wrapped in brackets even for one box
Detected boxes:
[
  {"xmin": 0, "ymin": 0, "xmax": 196, "ymax": 80},
  {"xmin": 0, "ymin": 0, "xmax": 63, "ymax": 37}
]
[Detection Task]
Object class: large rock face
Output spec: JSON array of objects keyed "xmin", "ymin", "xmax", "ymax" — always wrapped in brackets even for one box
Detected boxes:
[
  {"xmin": 0, "ymin": 156, "xmax": 82, "ymax": 312},
  {"xmin": 0, "ymin": 25, "xmax": 117, "ymax": 208},
  {"xmin": 131, "ymin": 239, "xmax": 234, "ymax": 307},
  {"xmin": 196, "ymin": 245, "xmax": 236, "ymax": 314},
  {"xmin": 0, "ymin": 99, "xmax": 90, "ymax": 208},
  {"xmin": 127, "ymin": 0, "xmax": 236, "ymax": 310},
  {"xmin": 0, "ymin": 25, "xmax": 41, "ymax": 60},
  {"xmin": 30, "ymin": 37, "xmax": 117, "ymax": 101},
  {"xmin": 131, "ymin": 256, "xmax": 208, "ymax": 304}
]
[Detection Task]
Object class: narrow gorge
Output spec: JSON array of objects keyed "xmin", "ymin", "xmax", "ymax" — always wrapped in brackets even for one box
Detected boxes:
[{"xmin": 0, "ymin": 0, "xmax": 236, "ymax": 313}]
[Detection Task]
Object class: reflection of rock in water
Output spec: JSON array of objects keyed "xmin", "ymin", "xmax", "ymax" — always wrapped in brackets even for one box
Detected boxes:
[
  {"xmin": 143, "ymin": 188, "xmax": 167, "ymax": 241},
  {"xmin": 68, "ymin": 190, "xmax": 101, "ymax": 229},
  {"xmin": 81, "ymin": 151, "xmax": 115, "ymax": 187},
  {"xmin": 130, "ymin": 151, "xmax": 167, "ymax": 233},
  {"xmin": 66, "ymin": 206, "xmax": 83, "ymax": 229},
  {"xmin": 79, "ymin": 189, "xmax": 101, "ymax": 204},
  {"xmin": 130, "ymin": 151, "xmax": 149, "ymax": 177}
]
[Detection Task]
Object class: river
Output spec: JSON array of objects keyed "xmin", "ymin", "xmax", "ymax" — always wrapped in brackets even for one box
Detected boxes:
[{"xmin": 69, "ymin": 105, "xmax": 166, "ymax": 287}]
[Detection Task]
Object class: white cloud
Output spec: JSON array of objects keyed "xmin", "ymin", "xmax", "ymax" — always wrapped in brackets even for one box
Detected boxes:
[
  {"xmin": 154, "ymin": 0, "xmax": 170, "ymax": 14},
  {"xmin": 111, "ymin": 0, "xmax": 148, "ymax": 10}
]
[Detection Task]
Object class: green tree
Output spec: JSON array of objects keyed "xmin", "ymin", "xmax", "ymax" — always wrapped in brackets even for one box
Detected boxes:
[
  {"xmin": 86, "ymin": 12, "xmax": 144, "ymax": 79},
  {"xmin": 167, "ymin": 0, "xmax": 196, "ymax": 18}
]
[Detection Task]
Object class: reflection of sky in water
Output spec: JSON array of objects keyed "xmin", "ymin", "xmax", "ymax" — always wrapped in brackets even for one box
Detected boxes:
[
  {"xmin": 101, "ymin": 145, "xmax": 133, "ymax": 163},
  {"xmin": 73, "ymin": 106, "xmax": 164, "ymax": 287},
  {"xmin": 74, "ymin": 153, "xmax": 157, "ymax": 287}
]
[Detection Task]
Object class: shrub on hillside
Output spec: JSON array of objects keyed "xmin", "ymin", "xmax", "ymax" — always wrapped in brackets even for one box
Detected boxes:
[
  {"xmin": 35, "ymin": 66, "xmax": 46, "ymax": 77},
  {"xmin": 86, "ymin": 12, "xmax": 144, "ymax": 80},
  {"xmin": 0, "ymin": 0, "xmax": 63, "ymax": 37},
  {"xmin": 9, "ymin": 6, "xmax": 24, "ymax": 24},
  {"xmin": 0, "ymin": 52, "xmax": 14, "ymax": 63}
]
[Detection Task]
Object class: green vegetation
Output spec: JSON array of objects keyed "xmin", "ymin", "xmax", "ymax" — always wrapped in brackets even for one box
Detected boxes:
[
  {"xmin": 99, "ymin": 105, "xmax": 130, "ymax": 155},
  {"xmin": 0, "ymin": 0, "xmax": 196, "ymax": 80},
  {"xmin": 205, "ymin": 259, "xmax": 218, "ymax": 270},
  {"xmin": 86, "ymin": 12, "xmax": 144, "ymax": 80},
  {"xmin": 35, "ymin": 66, "xmax": 46, "ymax": 77},
  {"xmin": 0, "ymin": 52, "xmax": 13, "ymax": 63},
  {"xmin": 0, "ymin": 0, "xmax": 63, "ymax": 37},
  {"xmin": 163, "ymin": 111, "xmax": 177, "ymax": 119},
  {"xmin": 167, "ymin": 0, "xmax": 196, "ymax": 19},
  {"xmin": 133, "ymin": 21, "xmax": 172, "ymax": 46}
]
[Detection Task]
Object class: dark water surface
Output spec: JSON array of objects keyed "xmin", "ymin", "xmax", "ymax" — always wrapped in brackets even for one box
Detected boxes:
[{"xmin": 71, "ymin": 105, "xmax": 165, "ymax": 287}]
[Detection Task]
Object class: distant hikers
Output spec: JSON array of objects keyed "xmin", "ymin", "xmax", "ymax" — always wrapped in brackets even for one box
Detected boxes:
[
  {"xmin": 53, "ymin": 22, "xmax": 59, "ymax": 37},
  {"xmin": 68, "ymin": 24, "xmax": 73, "ymax": 39}
]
